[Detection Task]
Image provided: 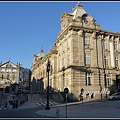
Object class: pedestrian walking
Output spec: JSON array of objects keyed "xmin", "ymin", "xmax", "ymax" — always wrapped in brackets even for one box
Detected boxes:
[
  {"xmin": 12, "ymin": 102, "xmax": 15, "ymax": 109},
  {"xmin": 80, "ymin": 88, "xmax": 84, "ymax": 105},
  {"xmin": 15, "ymin": 101, "xmax": 18, "ymax": 108},
  {"xmin": 5, "ymin": 101, "xmax": 8, "ymax": 109},
  {"xmin": 86, "ymin": 93, "xmax": 89, "ymax": 101}
]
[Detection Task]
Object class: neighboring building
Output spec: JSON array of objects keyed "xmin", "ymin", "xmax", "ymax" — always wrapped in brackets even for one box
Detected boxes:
[
  {"xmin": 0, "ymin": 60, "xmax": 21, "ymax": 92},
  {"xmin": 20, "ymin": 67, "xmax": 31, "ymax": 91},
  {"xmin": 30, "ymin": 49, "xmax": 45, "ymax": 93},
  {"xmin": 31, "ymin": 2, "xmax": 120, "ymax": 101},
  {"xmin": 0, "ymin": 60, "xmax": 31, "ymax": 93}
]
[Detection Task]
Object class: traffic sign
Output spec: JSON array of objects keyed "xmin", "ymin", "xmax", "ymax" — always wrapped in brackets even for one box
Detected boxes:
[{"xmin": 64, "ymin": 88, "xmax": 69, "ymax": 94}]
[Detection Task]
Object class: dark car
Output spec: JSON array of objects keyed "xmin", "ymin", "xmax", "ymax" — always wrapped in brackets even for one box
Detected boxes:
[
  {"xmin": 25, "ymin": 90, "xmax": 30, "ymax": 94},
  {"xmin": 108, "ymin": 92, "xmax": 120, "ymax": 101}
]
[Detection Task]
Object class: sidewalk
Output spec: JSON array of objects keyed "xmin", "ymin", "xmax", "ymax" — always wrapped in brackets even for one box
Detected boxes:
[
  {"xmin": 35, "ymin": 100, "xmax": 120, "ymax": 118},
  {"xmin": 17, "ymin": 100, "xmax": 39, "ymax": 109}
]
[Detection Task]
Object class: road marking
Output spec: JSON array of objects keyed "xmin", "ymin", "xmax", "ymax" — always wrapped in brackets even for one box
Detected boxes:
[
  {"xmin": 37, "ymin": 101, "xmax": 58, "ymax": 106},
  {"xmin": 52, "ymin": 101, "xmax": 58, "ymax": 104},
  {"xmin": 37, "ymin": 103, "xmax": 42, "ymax": 106},
  {"xmin": 49, "ymin": 101, "xmax": 54, "ymax": 105},
  {"xmin": 40, "ymin": 102, "xmax": 46, "ymax": 105}
]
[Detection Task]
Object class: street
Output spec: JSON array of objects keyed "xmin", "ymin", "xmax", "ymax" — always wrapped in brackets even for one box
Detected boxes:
[
  {"xmin": 1, "ymin": 93, "xmax": 120, "ymax": 118},
  {"xmin": 0, "ymin": 106, "xmax": 44, "ymax": 118}
]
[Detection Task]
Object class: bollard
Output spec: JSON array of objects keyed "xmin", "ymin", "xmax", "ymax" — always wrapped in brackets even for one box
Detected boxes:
[{"xmin": 56, "ymin": 108, "xmax": 60, "ymax": 118}]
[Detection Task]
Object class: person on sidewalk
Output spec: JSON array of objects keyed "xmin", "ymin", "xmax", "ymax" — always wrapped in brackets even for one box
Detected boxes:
[
  {"xmin": 86, "ymin": 92, "xmax": 89, "ymax": 101},
  {"xmin": 12, "ymin": 102, "xmax": 15, "ymax": 109},
  {"xmin": 15, "ymin": 101, "xmax": 18, "ymax": 108},
  {"xmin": 80, "ymin": 88, "xmax": 84, "ymax": 105},
  {"xmin": 5, "ymin": 101, "xmax": 8, "ymax": 109}
]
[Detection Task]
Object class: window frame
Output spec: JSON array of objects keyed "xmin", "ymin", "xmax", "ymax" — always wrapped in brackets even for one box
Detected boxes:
[{"xmin": 86, "ymin": 72, "xmax": 92, "ymax": 86}]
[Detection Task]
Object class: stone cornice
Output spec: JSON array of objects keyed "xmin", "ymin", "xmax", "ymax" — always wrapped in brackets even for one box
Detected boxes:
[{"xmin": 31, "ymin": 47, "xmax": 58, "ymax": 71}]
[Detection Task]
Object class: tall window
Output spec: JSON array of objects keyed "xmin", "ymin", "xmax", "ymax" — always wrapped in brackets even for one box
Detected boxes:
[
  {"xmin": 85, "ymin": 53, "xmax": 91, "ymax": 65},
  {"xmin": 105, "ymin": 74, "xmax": 111, "ymax": 87},
  {"xmin": 84, "ymin": 36, "xmax": 90, "ymax": 47},
  {"xmin": 104, "ymin": 56, "xmax": 108, "ymax": 67},
  {"xmin": 67, "ymin": 38, "xmax": 71, "ymax": 48},
  {"xmin": 43, "ymin": 70, "xmax": 44, "ymax": 78},
  {"xmin": 2, "ymin": 74, "xmax": 3, "ymax": 79},
  {"xmin": 115, "ymin": 57, "xmax": 118, "ymax": 67},
  {"xmin": 58, "ymin": 76, "xmax": 61, "ymax": 90},
  {"xmin": 68, "ymin": 54, "xmax": 70, "ymax": 66},
  {"xmin": 50, "ymin": 65, "xmax": 52, "ymax": 75},
  {"xmin": 62, "ymin": 42, "xmax": 66, "ymax": 52},
  {"xmin": 13, "ymin": 75, "xmax": 15, "ymax": 80},
  {"xmin": 7, "ymin": 74, "xmax": 9, "ymax": 80},
  {"xmin": 114, "ymin": 40, "xmax": 117, "ymax": 51},
  {"xmin": 62, "ymin": 58, "xmax": 65, "ymax": 68},
  {"xmin": 58, "ymin": 58, "xmax": 60, "ymax": 70},
  {"xmin": 86, "ymin": 73, "xmax": 92, "ymax": 86},
  {"xmin": 103, "ymin": 39, "xmax": 108, "ymax": 50}
]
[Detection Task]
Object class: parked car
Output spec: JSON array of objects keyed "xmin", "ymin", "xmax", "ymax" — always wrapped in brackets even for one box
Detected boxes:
[
  {"xmin": 108, "ymin": 92, "xmax": 120, "ymax": 101},
  {"xmin": 25, "ymin": 90, "xmax": 30, "ymax": 94}
]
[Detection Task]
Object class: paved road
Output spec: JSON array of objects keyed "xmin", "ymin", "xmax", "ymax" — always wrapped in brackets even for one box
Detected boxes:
[
  {"xmin": 0, "ymin": 107, "xmax": 44, "ymax": 118},
  {"xmin": 2, "ymin": 92, "xmax": 120, "ymax": 118},
  {"xmin": 36, "ymin": 100, "xmax": 120, "ymax": 118}
]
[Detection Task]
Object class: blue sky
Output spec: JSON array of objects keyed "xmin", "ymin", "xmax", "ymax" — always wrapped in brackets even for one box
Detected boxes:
[{"xmin": 0, "ymin": 1, "xmax": 120, "ymax": 69}]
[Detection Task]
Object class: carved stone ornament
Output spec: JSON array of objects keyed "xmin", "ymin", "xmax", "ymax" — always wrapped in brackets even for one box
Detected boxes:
[
  {"xmin": 78, "ymin": 30, "xmax": 83, "ymax": 36},
  {"xmin": 92, "ymin": 32, "xmax": 96, "ymax": 39}
]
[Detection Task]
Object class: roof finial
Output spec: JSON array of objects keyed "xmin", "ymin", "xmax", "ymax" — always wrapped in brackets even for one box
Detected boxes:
[
  {"xmin": 78, "ymin": 1, "xmax": 80, "ymax": 4},
  {"xmin": 9, "ymin": 58, "xmax": 10, "ymax": 62},
  {"xmin": 72, "ymin": 6, "xmax": 74, "ymax": 11}
]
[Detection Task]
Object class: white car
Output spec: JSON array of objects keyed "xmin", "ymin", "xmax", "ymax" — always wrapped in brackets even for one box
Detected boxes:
[{"xmin": 108, "ymin": 92, "xmax": 120, "ymax": 101}]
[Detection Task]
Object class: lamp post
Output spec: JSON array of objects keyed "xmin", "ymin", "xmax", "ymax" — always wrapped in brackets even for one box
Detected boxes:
[
  {"xmin": 98, "ymin": 68, "xmax": 102, "ymax": 100},
  {"xmin": 45, "ymin": 59, "xmax": 50, "ymax": 110}
]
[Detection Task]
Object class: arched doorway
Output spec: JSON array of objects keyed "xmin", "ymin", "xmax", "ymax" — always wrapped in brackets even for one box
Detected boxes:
[{"xmin": 5, "ymin": 86, "xmax": 9, "ymax": 93}]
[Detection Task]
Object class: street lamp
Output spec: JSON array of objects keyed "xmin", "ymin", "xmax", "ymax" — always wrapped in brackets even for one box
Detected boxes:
[
  {"xmin": 45, "ymin": 59, "xmax": 50, "ymax": 110},
  {"xmin": 98, "ymin": 68, "xmax": 102, "ymax": 100}
]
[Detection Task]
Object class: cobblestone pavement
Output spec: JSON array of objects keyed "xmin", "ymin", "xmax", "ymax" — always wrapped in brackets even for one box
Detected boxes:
[
  {"xmin": 1, "ymin": 93, "xmax": 120, "ymax": 118},
  {"xmin": 36, "ymin": 100, "xmax": 120, "ymax": 118}
]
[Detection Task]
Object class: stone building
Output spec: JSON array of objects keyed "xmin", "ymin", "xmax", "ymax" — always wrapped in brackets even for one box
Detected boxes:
[
  {"xmin": 20, "ymin": 67, "xmax": 31, "ymax": 91},
  {"xmin": 0, "ymin": 60, "xmax": 21, "ymax": 92},
  {"xmin": 0, "ymin": 60, "xmax": 31, "ymax": 93},
  {"xmin": 31, "ymin": 2, "xmax": 120, "ymax": 101}
]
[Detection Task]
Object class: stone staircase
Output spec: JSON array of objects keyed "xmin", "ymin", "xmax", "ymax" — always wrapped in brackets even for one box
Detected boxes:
[{"xmin": 0, "ymin": 93, "xmax": 10, "ymax": 108}]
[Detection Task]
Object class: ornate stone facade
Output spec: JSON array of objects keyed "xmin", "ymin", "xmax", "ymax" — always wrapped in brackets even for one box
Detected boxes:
[
  {"xmin": 0, "ymin": 60, "xmax": 21, "ymax": 92},
  {"xmin": 0, "ymin": 60, "xmax": 31, "ymax": 93},
  {"xmin": 31, "ymin": 2, "xmax": 120, "ymax": 101}
]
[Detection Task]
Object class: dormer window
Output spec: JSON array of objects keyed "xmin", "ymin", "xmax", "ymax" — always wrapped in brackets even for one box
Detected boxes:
[
  {"xmin": 61, "ymin": 19, "xmax": 67, "ymax": 29},
  {"xmin": 83, "ymin": 16, "xmax": 88, "ymax": 24}
]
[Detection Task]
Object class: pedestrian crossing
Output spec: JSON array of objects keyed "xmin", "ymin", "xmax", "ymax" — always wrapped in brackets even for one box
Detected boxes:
[{"xmin": 37, "ymin": 101, "xmax": 59, "ymax": 106}]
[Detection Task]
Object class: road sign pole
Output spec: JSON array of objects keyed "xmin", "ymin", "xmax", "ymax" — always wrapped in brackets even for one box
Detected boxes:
[
  {"xmin": 66, "ymin": 94, "xmax": 67, "ymax": 118},
  {"xmin": 64, "ymin": 88, "xmax": 69, "ymax": 118}
]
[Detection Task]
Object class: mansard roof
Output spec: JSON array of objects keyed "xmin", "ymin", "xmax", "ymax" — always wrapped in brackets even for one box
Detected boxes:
[
  {"xmin": 37, "ymin": 49, "xmax": 45, "ymax": 60},
  {"xmin": 71, "ymin": 2, "xmax": 87, "ymax": 19}
]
